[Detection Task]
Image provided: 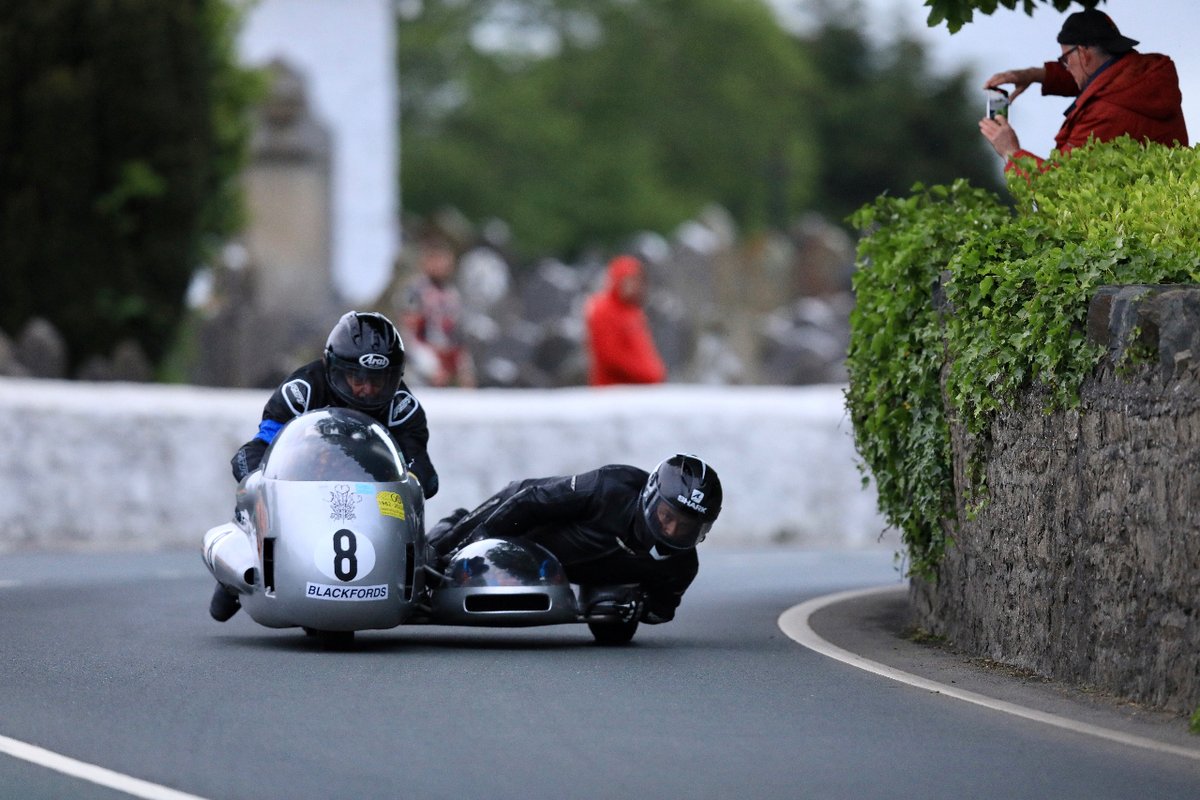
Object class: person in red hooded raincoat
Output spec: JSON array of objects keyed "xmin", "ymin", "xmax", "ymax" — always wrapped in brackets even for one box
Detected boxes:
[
  {"xmin": 979, "ymin": 9, "xmax": 1188, "ymax": 172},
  {"xmin": 584, "ymin": 254, "xmax": 667, "ymax": 386}
]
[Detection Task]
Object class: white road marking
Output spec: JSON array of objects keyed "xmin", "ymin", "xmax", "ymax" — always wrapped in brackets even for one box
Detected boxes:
[
  {"xmin": 778, "ymin": 585, "xmax": 1200, "ymax": 763},
  {"xmin": 0, "ymin": 734, "xmax": 213, "ymax": 800},
  {"xmin": 0, "ymin": 580, "xmax": 18, "ymax": 589}
]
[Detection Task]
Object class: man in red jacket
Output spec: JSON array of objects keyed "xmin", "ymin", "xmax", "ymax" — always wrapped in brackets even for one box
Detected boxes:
[
  {"xmin": 584, "ymin": 254, "xmax": 667, "ymax": 386},
  {"xmin": 979, "ymin": 9, "xmax": 1188, "ymax": 171}
]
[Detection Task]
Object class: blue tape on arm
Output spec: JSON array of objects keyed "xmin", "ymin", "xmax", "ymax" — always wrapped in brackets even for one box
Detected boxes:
[{"xmin": 257, "ymin": 419, "xmax": 284, "ymax": 444}]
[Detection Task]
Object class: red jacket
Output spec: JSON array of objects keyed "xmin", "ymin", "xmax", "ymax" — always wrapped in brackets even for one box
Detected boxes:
[
  {"xmin": 1009, "ymin": 51, "xmax": 1188, "ymax": 171},
  {"xmin": 584, "ymin": 256, "xmax": 667, "ymax": 386}
]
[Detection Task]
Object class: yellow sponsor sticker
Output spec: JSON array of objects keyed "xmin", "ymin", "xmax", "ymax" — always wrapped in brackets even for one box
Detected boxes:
[{"xmin": 376, "ymin": 491, "xmax": 406, "ymax": 520}]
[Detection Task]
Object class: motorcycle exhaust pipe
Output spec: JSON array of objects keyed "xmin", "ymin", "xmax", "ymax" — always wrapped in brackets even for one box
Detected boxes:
[{"xmin": 202, "ymin": 522, "xmax": 258, "ymax": 594}]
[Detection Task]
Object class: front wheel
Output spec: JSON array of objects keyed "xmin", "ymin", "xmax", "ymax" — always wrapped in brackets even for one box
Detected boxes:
[
  {"xmin": 588, "ymin": 619, "xmax": 639, "ymax": 645},
  {"xmin": 303, "ymin": 627, "xmax": 355, "ymax": 648}
]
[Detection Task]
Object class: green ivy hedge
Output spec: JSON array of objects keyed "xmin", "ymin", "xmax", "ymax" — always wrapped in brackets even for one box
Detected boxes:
[{"xmin": 846, "ymin": 138, "xmax": 1200, "ymax": 579}]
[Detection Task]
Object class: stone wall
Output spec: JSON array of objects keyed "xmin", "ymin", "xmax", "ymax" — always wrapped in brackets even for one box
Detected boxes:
[{"xmin": 911, "ymin": 286, "xmax": 1200, "ymax": 714}]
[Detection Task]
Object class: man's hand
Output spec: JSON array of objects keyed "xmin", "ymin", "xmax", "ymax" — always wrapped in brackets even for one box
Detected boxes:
[
  {"xmin": 984, "ymin": 66, "xmax": 1045, "ymax": 103},
  {"xmin": 979, "ymin": 114, "xmax": 1021, "ymax": 160}
]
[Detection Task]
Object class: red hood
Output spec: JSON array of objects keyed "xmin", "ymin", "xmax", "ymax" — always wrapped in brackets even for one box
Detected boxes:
[
  {"xmin": 605, "ymin": 255, "xmax": 643, "ymax": 303},
  {"xmin": 606, "ymin": 255, "xmax": 642, "ymax": 286}
]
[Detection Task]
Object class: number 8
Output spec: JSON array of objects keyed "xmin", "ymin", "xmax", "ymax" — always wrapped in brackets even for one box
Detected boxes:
[{"xmin": 333, "ymin": 529, "xmax": 358, "ymax": 581}]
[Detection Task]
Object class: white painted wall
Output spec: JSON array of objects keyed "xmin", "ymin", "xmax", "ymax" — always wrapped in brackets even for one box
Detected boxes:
[
  {"xmin": 237, "ymin": 0, "xmax": 398, "ymax": 304},
  {"xmin": 0, "ymin": 379, "xmax": 895, "ymax": 554}
]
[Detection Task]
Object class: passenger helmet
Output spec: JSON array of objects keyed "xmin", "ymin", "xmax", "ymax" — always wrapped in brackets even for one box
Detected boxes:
[
  {"xmin": 324, "ymin": 311, "xmax": 405, "ymax": 411},
  {"xmin": 640, "ymin": 454, "xmax": 722, "ymax": 552}
]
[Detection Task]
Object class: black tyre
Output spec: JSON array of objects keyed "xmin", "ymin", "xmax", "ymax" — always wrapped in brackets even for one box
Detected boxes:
[
  {"xmin": 303, "ymin": 627, "xmax": 356, "ymax": 648},
  {"xmin": 588, "ymin": 619, "xmax": 639, "ymax": 645}
]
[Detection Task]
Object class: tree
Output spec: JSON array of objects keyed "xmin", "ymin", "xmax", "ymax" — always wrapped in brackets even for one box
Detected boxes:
[
  {"xmin": 0, "ymin": 0, "xmax": 256, "ymax": 372},
  {"xmin": 798, "ymin": 3, "xmax": 1004, "ymax": 224},
  {"xmin": 923, "ymin": 0, "xmax": 1102, "ymax": 33},
  {"xmin": 399, "ymin": 0, "xmax": 818, "ymax": 258},
  {"xmin": 398, "ymin": 0, "xmax": 1004, "ymax": 258}
]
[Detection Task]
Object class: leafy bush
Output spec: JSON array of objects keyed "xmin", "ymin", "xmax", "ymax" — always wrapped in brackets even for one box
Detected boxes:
[{"xmin": 847, "ymin": 138, "xmax": 1200, "ymax": 578}]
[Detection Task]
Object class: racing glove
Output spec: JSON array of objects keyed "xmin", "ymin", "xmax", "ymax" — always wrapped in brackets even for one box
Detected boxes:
[
  {"xmin": 231, "ymin": 439, "xmax": 268, "ymax": 482},
  {"xmin": 640, "ymin": 598, "xmax": 675, "ymax": 625}
]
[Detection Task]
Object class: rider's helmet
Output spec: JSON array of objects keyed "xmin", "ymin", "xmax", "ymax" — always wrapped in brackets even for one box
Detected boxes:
[
  {"xmin": 639, "ymin": 454, "xmax": 722, "ymax": 553},
  {"xmin": 324, "ymin": 311, "xmax": 406, "ymax": 412}
]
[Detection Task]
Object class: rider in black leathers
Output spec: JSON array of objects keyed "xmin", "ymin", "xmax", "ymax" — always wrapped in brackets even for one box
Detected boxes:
[
  {"xmin": 229, "ymin": 312, "xmax": 438, "ymax": 497},
  {"xmin": 428, "ymin": 454, "xmax": 722, "ymax": 625},
  {"xmin": 211, "ymin": 311, "xmax": 438, "ymax": 622}
]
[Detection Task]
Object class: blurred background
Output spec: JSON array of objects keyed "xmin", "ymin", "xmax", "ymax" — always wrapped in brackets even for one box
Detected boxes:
[{"xmin": 1, "ymin": 0, "xmax": 1194, "ymax": 391}]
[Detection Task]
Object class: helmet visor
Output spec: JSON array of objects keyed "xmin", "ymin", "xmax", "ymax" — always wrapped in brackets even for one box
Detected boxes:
[
  {"xmin": 327, "ymin": 353, "xmax": 401, "ymax": 410},
  {"xmin": 643, "ymin": 496, "xmax": 711, "ymax": 550}
]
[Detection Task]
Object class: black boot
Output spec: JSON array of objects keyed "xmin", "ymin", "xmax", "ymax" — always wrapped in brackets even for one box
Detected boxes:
[{"xmin": 209, "ymin": 583, "xmax": 241, "ymax": 622}]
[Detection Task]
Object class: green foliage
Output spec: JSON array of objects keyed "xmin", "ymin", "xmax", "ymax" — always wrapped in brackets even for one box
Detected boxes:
[
  {"xmin": 847, "ymin": 139, "xmax": 1200, "ymax": 577},
  {"xmin": 847, "ymin": 180, "xmax": 1010, "ymax": 578},
  {"xmin": 797, "ymin": 4, "xmax": 1003, "ymax": 226},
  {"xmin": 0, "ymin": 0, "xmax": 257, "ymax": 372},
  {"xmin": 401, "ymin": 0, "xmax": 816, "ymax": 257},
  {"xmin": 1190, "ymin": 705, "xmax": 1200, "ymax": 735},
  {"xmin": 924, "ymin": 0, "xmax": 1100, "ymax": 33},
  {"xmin": 398, "ymin": 0, "xmax": 999, "ymax": 259},
  {"xmin": 947, "ymin": 142, "xmax": 1200, "ymax": 442}
]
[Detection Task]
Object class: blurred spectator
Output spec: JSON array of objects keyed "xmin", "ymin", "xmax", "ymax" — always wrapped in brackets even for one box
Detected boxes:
[
  {"xmin": 396, "ymin": 233, "xmax": 476, "ymax": 388},
  {"xmin": 584, "ymin": 254, "xmax": 666, "ymax": 386}
]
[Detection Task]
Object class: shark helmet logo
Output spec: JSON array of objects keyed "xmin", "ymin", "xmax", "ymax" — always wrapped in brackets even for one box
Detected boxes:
[
  {"xmin": 676, "ymin": 489, "xmax": 707, "ymax": 514},
  {"xmin": 359, "ymin": 353, "xmax": 389, "ymax": 369}
]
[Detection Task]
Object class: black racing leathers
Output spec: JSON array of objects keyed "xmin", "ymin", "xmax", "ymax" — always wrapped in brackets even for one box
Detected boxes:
[
  {"xmin": 230, "ymin": 360, "xmax": 438, "ymax": 498},
  {"xmin": 429, "ymin": 465, "xmax": 698, "ymax": 622}
]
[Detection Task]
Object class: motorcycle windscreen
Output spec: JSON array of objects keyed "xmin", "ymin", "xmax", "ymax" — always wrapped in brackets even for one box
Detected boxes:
[{"xmin": 261, "ymin": 408, "xmax": 406, "ymax": 483}]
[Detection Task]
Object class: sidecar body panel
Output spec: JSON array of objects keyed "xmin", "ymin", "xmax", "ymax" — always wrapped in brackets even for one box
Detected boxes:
[
  {"xmin": 430, "ymin": 538, "xmax": 580, "ymax": 626},
  {"xmin": 202, "ymin": 408, "xmax": 427, "ymax": 632}
]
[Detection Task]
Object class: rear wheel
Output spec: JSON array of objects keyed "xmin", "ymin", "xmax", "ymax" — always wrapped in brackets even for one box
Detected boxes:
[{"xmin": 588, "ymin": 619, "xmax": 639, "ymax": 645}]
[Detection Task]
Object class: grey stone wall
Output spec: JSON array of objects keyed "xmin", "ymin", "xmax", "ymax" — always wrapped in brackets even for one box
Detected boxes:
[{"xmin": 911, "ymin": 285, "xmax": 1200, "ymax": 714}]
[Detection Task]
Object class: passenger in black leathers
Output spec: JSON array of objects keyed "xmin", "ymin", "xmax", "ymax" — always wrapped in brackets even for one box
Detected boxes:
[{"xmin": 428, "ymin": 454, "xmax": 722, "ymax": 625}]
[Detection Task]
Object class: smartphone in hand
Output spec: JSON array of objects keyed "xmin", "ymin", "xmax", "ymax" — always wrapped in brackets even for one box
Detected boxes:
[{"xmin": 986, "ymin": 87, "xmax": 1010, "ymax": 119}]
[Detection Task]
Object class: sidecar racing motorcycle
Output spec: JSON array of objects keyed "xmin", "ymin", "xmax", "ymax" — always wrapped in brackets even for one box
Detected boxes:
[{"xmin": 202, "ymin": 407, "xmax": 642, "ymax": 646}]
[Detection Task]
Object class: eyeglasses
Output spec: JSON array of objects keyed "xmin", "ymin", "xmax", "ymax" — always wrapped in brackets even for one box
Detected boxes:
[{"xmin": 1057, "ymin": 45, "xmax": 1080, "ymax": 66}]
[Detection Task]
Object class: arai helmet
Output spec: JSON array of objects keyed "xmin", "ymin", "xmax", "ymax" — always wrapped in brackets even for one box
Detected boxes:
[
  {"xmin": 640, "ymin": 454, "xmax": 722, "ymax": 552},
  {"xmin": 324, "ymin": 311, "xmax": 405, "ymax": 412}
]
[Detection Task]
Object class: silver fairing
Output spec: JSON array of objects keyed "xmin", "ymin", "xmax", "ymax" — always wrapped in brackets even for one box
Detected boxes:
[
  {"xmin": 202, "ymin": 408, "xmax": 426, "ymax": 632},
  {"xmin": 431, "ymin": 538, "xmax": 579, "ymax": 626}
]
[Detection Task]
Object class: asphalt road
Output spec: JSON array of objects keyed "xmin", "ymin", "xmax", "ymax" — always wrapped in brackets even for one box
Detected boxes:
[{"xmin": 1, "ymin": 548, "xmax": 1197, "ymax": 799}]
